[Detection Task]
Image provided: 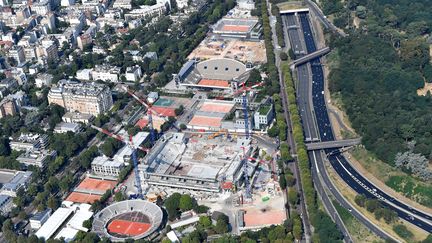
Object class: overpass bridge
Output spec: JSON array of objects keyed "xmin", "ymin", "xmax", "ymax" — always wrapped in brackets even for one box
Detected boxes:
[
  {"xmin": 290, "ymin": 47, "xmax": 330, "ymax": 67},
  {"xmin": 306, "ymin": 138, "xmax": 361, "ymax": 151}
]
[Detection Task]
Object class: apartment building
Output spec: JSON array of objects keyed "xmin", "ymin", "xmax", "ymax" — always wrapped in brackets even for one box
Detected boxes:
[
  {"xmin": 47, "ymin": 80, "xmax": 113, "ymax": 116},
  {"xmin": 16, "ymin": 149, "xmax": 57, "ymax": 169},
  {"xmin": 10, "ymin": 133, "xmax": 49, "ymax": 151},
  {"xmin": 91, "ymin": 65, "xmax": 121, "ymax": 83},
  {"xmin": 91, "ymin": 156, "xmax": 125, "ymax": 177}
]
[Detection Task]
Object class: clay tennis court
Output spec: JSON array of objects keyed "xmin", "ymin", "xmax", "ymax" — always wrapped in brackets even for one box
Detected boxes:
[
  {"xmin": 107, "ymin": 220, "xmax": 151, "ymax": 236},
  {"xmin": 198, "ymin": 79, "xmax": 230, "ymax": 88},
  {"xmin": 135, "ymin": 117, "xmax": 165, "ymax": 130},
  {"xmin": 244, "ymin": 210, "xmax": 286, "ymax": 227},
  {"xmin": 200, "ymin": 102, "xmax": 234, "ymax": 113},
  {"xmin": 76, "ymin": 178, "xmax": 117, "ymax": 192},
  {"xmin": 152, "ymin": 107, "xmax": 176, "ymax": 117},
  {"xmin": 189, "ymin": 116, "xmax": 222, "ymax": 127},
  {"xmin": 221, "ymin": 25, "xmax": 250, "ymax": 32},
  {"xmin": 66, "ymin": 192, "xmax": 101, "ymax": 203}
]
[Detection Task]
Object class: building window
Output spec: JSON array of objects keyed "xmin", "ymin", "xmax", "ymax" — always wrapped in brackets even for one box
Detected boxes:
[
  {"xmin": 236, "ymin": 68, "xmax": 240, "ymax": 72},
  {"xmin": 204, "ymin": 66, "xmax": 208, "ymax": 69},
  {"xmin": 214, "ymin": 67, "xmax": 218, "ymax": 70},
  {"xmin": 225, "ymin": 67, "xmax": 229, "ymax": 71}
]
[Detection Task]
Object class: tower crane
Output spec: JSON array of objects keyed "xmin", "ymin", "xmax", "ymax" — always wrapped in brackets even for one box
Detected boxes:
[
  {"xmin": 122, "ymin": 87, "xmax": 181, "ymax": 139},
  {"xmin": 91, "ymin": 125, "xmax": 149, "ymax": 199}
]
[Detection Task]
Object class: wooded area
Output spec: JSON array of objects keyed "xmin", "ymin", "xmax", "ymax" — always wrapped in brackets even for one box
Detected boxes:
[{"xmin": 327, "ymin": 0, "xmax": 432, "ymax": 178}]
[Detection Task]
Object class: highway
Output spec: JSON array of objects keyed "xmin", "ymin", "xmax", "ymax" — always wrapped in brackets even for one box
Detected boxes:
[
  {"xmin": 280, "ymin": 11, "xmax": 352, "ymax": 242},
  {"xmin": 296, "ymin": 11, "xmax": 432, "ymax": 233},
  {"xmin": 282, "ymin": 14, "xmax": 319, "ymax": 142},
  {"xmin": 304, "ymin": 0, "xmax": 347, "ymax": 37}
]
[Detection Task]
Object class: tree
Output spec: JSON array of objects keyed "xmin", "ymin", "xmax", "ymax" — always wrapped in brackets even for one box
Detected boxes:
[
  {"xmin": 0, "ymin": 137, "xmax": 11, "ymax": 156},
  {"xmin": 164, "ymin": 193, "xmax": 181, "ymax": 221},
  {"xmin": 354, "ymin": 194, "xmax": 366, "ymax": 207},
  {"xmin": 288, "ymin": 188, "xmax": 298, "ymax": 205},
  {"xmin": 179, "ymin": 194, "xmax": 194, "ymax": 211},
  {"xmin": 114, "ymin": 192, "xmax": 125, "ymax": 202},
  {"xmin": 365, "ymin": 199, "xmax": 381, "ymax": 213},
  {"xmin": 280, "ymin": 52, "xmax": 288, "ymax": 61},
  {"xmin": 199, "ymin": 216, "xmax": 212, "ymax": 228},
  {"xmin": 267, "ymin": 125, "xmax": 279, "ymax": 137},
  {"xmin": 393, "ymin": 224, "xmax": 413, "ymax": 240},
  {"xmin": 215, "ymin": 214, "xmax": 230, "ymax": 234},
  {"xmin": 47, "ymin": 196, "xmax": 59, "ymax": 210},
  {"xmin": 174, "ymin": 105, "xmax": 184, "ymax": 116}
]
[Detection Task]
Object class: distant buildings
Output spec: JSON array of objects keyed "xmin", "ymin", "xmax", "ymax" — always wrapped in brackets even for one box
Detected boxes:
[
  {"xmin": 0, "ymin": 195, "xmax": 13, "ymax": 215},
  {"xmin": 30, "ymin": 209, "xmax": 52, "ymax": 230},
  {"xmin": 47, "ymin": 80, "xmax": 113, "ymax": 116},
  {"xmin": 35, "ymin": 73, "xmax": 53, "ymax": 88},
  {"xmin": 253, "ymin": 104, "xmax": 274, "ymax": 130},
  {"xmin": 91, "ymin": 65, "xmax": 121, "ymax": 83},
  {"xmin": 91, "ymin": 156, "xmax": 125, "ymax": 177},
  {"xmin": 0, "ymin": 171, "xmax": 32, "ymax": 197},
  {"xmin": 10, "ymin": 133, "xmax": 49, "ymax": 152},
  {"xmin": 125, "ymin": 65, "xmax": 142, "ymax": 82},
  {"xmin": 62, "ymin": 112, "xmax": 94, "ymax": 124},
  {"xmin": 53, "ymin": 122, "xmax": 82, "ymax": 133},
  {"xmin": 16, "ymin": 149, "xmax": 57, "ymax": 168}
]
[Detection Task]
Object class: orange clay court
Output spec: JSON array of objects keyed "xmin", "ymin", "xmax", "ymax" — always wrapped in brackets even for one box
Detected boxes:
[
  {"xmin": 198, "ymin": 79, "xmax": 230, "ymax": 88},
  {"xmin": 108, "ymin": 220, "xmax": 151, "ymax": 236},
  {"xmin": 151, "ymin": 107, "xmax": 176, "ymax": 117},
  {"xmin": 200, "ymin": 102, "xmax": 234, "ymax": 113},
  {"xmin": 244, "ymin": 210, "xmax": 286, "ymax": 227},
  {"xmin": 66, "ymin": 192, "xmax": 101, "ymax": 204},
  {"xmin": 76, "ymin": 178, "xmax": 117, "ymax": 192},
  {"xmin": 221, "ymin": 25, "xmax": 250, "ymax": 32},
  {"xmin": 188, "ymin": 116, "xmax": 222, "ymax": 127}
]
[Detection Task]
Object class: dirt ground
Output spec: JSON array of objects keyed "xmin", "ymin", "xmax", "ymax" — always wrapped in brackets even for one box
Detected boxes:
[
  {"xmin": 188, "ymin": 39, "xmax": 267, "ymax": 64},
  {"xmin": 417, "ymin": 82, "xmax": 432, "ymax": 96}
]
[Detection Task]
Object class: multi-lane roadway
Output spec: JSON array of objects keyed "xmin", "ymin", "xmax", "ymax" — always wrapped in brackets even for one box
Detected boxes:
[{"xmin": 292, "ymin": 10, "xmax": 432, "ymax": 234}]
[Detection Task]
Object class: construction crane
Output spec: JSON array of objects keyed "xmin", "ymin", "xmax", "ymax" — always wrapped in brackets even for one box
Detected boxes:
[
  {"xmin": 91, "ymin": 125, "xmax": 149, "ymax": 199},
  {"xmin": 123, "ymin": 86, "xmax": 181, "ymax": 137},
  {"xmin": 216, "ymin": 81, "xmax": 264, "ymax": 100},
  {"xmin": 208, "ymin": 129, "xmax": 228, "ymax": 139}
]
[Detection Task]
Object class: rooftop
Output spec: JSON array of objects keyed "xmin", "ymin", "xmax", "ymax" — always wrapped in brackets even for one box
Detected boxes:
[{"xmin": 1, "ymin": 171, "xmax": 32, "ymax": 192}]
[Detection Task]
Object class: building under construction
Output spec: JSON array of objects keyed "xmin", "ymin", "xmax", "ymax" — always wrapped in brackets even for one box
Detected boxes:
[{"xmin": 138, "ymin": 132, "xmax": 253, "ymax": 193}]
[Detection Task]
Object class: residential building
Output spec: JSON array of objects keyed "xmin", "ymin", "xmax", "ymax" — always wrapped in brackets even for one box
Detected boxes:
[
  {"xmin": 47, "ymin": 80, "xmax": 113, "ymax": 116},
  {"xmin": 38, "ymin": 41, "xmax": 59, "ymax": 62},
  {"xmin": 0, "ymin": 195, "xmax": 13, "ymax": 215},
  {"xmin": 31, "ymin": 0, "xmax": 51, "ymax": 15},
  {"xmin": 0, "ymin": 99, "xmax": 17, "ymax": 118},
  {"xmin": 0, "ymin": 78, "xmax": 18, "ymax": 90},
  {"xmin": 30, "ymin": 209, "xmax": 52, "ymax": 230},
  {"xmin": 35, "ymin": 73, "xmax": 53, "ymax": 88},
  {"xmin": 76, "ymin": 69, "xmax": 92, "ymax": 80},
  {"xmin": 77, "ymin": 33, "xmax": 92, "ymax": 50},
  {"xmin": 126, "ymin": 50, "xmax": 143, "ymax": 62},
  {"xmin": 125, "ymin": 65, "xmax": 142, "ymax": 82},
  {"xmin": 0, "ymin": 171, "xmax": 32, "ymax": 197},
  {"xmin": 91, "ymin": 65, "xmax": 121, "ymax": 83},
  {"xmin": 7, "ymin": 46, "xmax": 25, "ymax": 64},
  {"xmin": 253, "ymin": 104, "xmax": 274, "ymax": 130},
  {"xmin": 16, "ymin": 149, "xmax": 57, "ymax": 168},
  {"xmin": 113, "ymin": 0, "xmax": 132, "ymax": 9},
  {"xmin": 53, "ymin": 122, "xmax": 82, "ymax": 133},
  {"xmin": 62, "ymin": 112, "xmax": 94, "ymax": 124},
  {"xmin": 144, "ymin": 51, "xmax": 157, "ymax": 60},
  {"xmin": 10, "ymin": 133, "xmax": 49, "ymax": 152},
  {"xmin": 147, "ymin": 91, "xmax": 158, "ymax": 103},
  {"xmin": 124, "ymin": 2, "xmax": 168, "ymax": 20},
  {"xmin": 91, "ymin": 156, "xmax": 125, "ymax": 177},
  {"xmin": 61, "ymin": 0, "xmax": 75, "ymax": 6}
]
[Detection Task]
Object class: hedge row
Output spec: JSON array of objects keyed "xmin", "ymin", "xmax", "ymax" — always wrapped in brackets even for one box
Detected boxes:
[{"xmin": 281, "ymin": 61, "xmax": 343, "ymax": 242}]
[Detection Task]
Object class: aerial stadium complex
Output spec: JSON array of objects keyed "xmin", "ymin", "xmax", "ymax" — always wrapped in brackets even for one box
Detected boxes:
[
  {"xmin": 139, "ymin": 132, "xmax": 253, "ymax": 193},
  {"xmin": 212, "ymin": 18, "xmax": 261, "ymax": 40},
  {"xmin": 92, "ymin": 200, "xmax": 163, "ymax": 241},
  {"xmin": 172, "ymin": 58, "xmax": 251, "ymax": 93}
]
